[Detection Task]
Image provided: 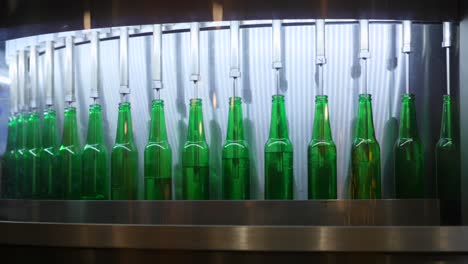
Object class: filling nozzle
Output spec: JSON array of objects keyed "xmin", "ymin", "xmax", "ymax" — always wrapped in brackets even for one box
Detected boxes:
[
  {"xmin": 359, "ymin": 20, "xmax": 370, "ymax": 95},
  {"xmin": 402, "ymin": 20, "xmax": 412, "ymax": 95},
  {"xmin": 442, "ymin": 22, "xmax": 452, "ymax": 96},
  {"xmin": 316, "ymin": 19, "xmax": 326, "ymax": 96},
  {"xmin": 272, "ymin": 20, "xmax": 283, "ymax": 96}
]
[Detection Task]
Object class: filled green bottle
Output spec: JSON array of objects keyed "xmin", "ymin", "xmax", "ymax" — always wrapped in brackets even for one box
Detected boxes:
[
  {"xmin": 39, "ymin": 108, "xmax": 60, "ymax": 199},
  {"xmin": 2, "ymin": 116, "xmax": 18, "ymax": 198},
  {"xmin": 144, "ymin": 99, "xmax": 172, "ymax": 200},
  {"xmin": 394, "ymin": 94, "xmax": 424, "ymax": 198},
  {"xmin": 222, "ymin": 97, "xmax": 250, "ymax": 200},
  {"xmin": 265, "ymin": 95, "xmax": 294, "ymax": 200},
  {"xmin": 351, "ymin": 94, "xmax": 381, "ymax": 199},
  {"xmin": 436, "ymin": 95, "xmax": 460, "ymax": 224},
  {"xmin": 308, "ymin": 95, "xmax": 337, "ymax": 199},
  {"xmin": 182, "ymin": 98, "xmax": 210, "ymax": 200},
  {"xmin": 59, "ymin": 106, "xmax": 82, "ymax": 199},
  {"xmin": 82, "ymin": 104, "xmax": 109, "ymax": 200},
  {"xmin": 16, "ymin": 112, "xmax": 28, "ymax": 198},
  {"xmin": 24, "ymin": 111, "xmax": 41, "ymax": 198},
  {"xmin": 111, "ymin": 102, "xmax": 138, "ymax": 200}
]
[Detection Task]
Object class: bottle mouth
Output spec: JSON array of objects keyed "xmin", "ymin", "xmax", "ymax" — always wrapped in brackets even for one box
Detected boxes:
[
  {"xmin": 90, "ymin": 103, "xmax": 102, "ymax": 109},
  {"xmin": 152, "ymin": 99, "xmax": 164, "ymax": 106},
  {"xmin": 443, "ymin": 95, "xmax": 451, "ymax": 101},
  {"xmin": 402, "ymin": 93, "xmax": 415, "ymax": 100},
  {"xmin": 119, "ymin": 102, "xmax": 131, "ymax": 108},
  {"xmin": 272, "ymin": 94, "xmax": 285, "ymax": 101},
  {"xmin": 229, "ymin": 97, "xmax": 242, "ymax": 104},
  {"xmin": 315, "ymin": 95, "xmax": 328, "ymax": 101},
  {"xmin": 65, "ymin": 106, "xmax": 77, "ymax": 112},
  {"xmin": 359, "ymin": 94, "xmax": 372, "ymax": 100},
  {"xmin": 190, "ymin": 98, "xmax": 202, "ymax": 105}
]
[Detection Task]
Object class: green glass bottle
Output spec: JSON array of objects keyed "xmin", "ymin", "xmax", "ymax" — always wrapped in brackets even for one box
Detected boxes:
[
  {"xmin": 82, "ymin": 104, "xmax": 109, "ymax": 200},
  {"xmin": 308, "ymin": 95, "xmax": 337, "ymax": 199},
  {"xmin": 144, "ymin": 99, "xmax": 172, "ymax": 200},
  {"xmin": 182, "ymin": 98, "xmax": 210, "ymax": 200},
  {"xmin": 111, "ymin": 102, "xmax": 138, "ymax": 200},
  {"xmin": 39, "ymin": 108, "xmax": 60, "ymax": 199},
  {"xmin": 2, "ymin": 116, "xmax": 18, "ymax": 198},
  {"xmin": 264, "ymin": 95, "xmax": 294, "ymax": 200},
  {"xmin": 222, "ymin": 97, "xmax": 250, "ymax": 200},
  {"xmin": 24, "ymin": 111, "xmax": 41, "ymax": 198},
  {"xmin": 394, "ymin": 94, "xmax": 424, "ymax": 198},
  {"xmin": 351, "ymin": 94, "xmax": 381, "ymax": 199},
  {"xmin": 59, "ymin": 106, "xmax": 82, "ymax": 199},
  {"xmin": 436, "ymin": 95, "xmax": 460, "ymax": 224},
  {"xmin": 16, "ymin": 112, "xmax": 28, "ymax": 198}
]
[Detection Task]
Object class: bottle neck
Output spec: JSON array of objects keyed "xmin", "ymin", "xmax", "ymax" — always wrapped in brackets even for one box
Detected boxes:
[
  {"xmin": 269, "ymin": 95, "xmax": 289, "ymax": 139},
  {"xmin": 226, "ymin": 97, "xmax": 245, "ymax": 141},
  {"xmin": 149, "ymin": 99, "xmax": 168, "ymax": 142},
  {"xmin": 42, "ymin": 109, "xmax": 59, "ymax": 148},
  {"xmin": 86, "ymin": 104, "xmax": 105, "ymax": 145},
  {"xmin": 187, "ymin": 98, "xmax": 206, "ymax": 142},
  {"xmin": 355, "ymin": 94, "xmax": 376, "ymax": 140},
  {"xmin": 440, "ymin": 95, "xmax": 453, "ymax": 139},
  {"xmin": 115, "ymin": 102, "xmax": 135, "ymax": 144},
  {"xmin": 16, "ymin": 113, "xmax": 28, "ymax": 149},
  {"xmin": 398, "ymin": 94, "xmax": 420, "ymax": 138},
  {"xmin": 26, "ymin": 111, "xmax": 41, "ymax": 148},
  {"xmin": 6, "ymin": 116, "xmax": 17, "ymax": 151},
  {"xmin": 62, "ymin": 107, "xmax": 80, "ymax": 146},
  {"xmin": 312, "ymin": 95, "xmax": 333, "ymax": 141}
]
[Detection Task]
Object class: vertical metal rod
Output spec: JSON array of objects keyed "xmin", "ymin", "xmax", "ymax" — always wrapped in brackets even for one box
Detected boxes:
[
  {"xmin": 272, "ymin": 20, "xmax": 283, "ymax": 95},
  {"xmin": 402, "ymin": 20, "xmax": 412, "ymax": 95},
  {"xmin": 29, "ymin": 45, "xmax": 38, "ymax": 110},
  {"xmin": 45, "ymin": 41, "xmax": 55, "ymax": 107},
  {"xmin": 446, "ymin": 48, "xmax": 451, "ymax": 95},
  {"xmin": 190, "ymin": 22, "xmax": 200, "ymax": 99},
  {"xmin": 153, "ymin": 24, "xmax": 163, "ymax": 100},
  {"xmin": 230, "ymin": 21, "xmax": 241, "ymax": 98},
  {"xmin": 359, "ymin": 20, "xmax": 370, "ymax": 95},
  {"xmin": 90, "ymin": 31, "xmax": 100, "ymax": 101},
  {"xmin": 65, "ymin": 36, "xmax": 75, "ymax": 105},
  {"xmin": 316, "ymin": 19, "xmax": 326, "ymax": 96},
  {"xmin": 442, "ymin": 22, "xmax": 452, "ymax": 96},
  {"xmin": 18, "ymin": 50, "xmax": 26, "ymax": 112},
  {"xmin": 119, "ymin": 27, "xmax": 130, "ymax": 102},
  {"xmin": 9, "ymin": 57, "xmax": 18, "ymax": 115}
]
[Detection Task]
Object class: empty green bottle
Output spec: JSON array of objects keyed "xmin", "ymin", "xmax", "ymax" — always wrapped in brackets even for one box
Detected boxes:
[
  {"xmin": 394, "ymin": 94, "xmax": 424, "ymax": 198},
  {"xmin": 16, "ymin": 112, "xmax": 28, "ymax": 198},
  {"xmin": 308, "ymin": 95, "xmax": 337, "ymax": 199},
  {"xmin": 436, "ymin": 95, "xmax": 460, "ymax": 224},
  {"xmin": 265, "ymin": 95, "xmax": 294, "ymax": 200},
  {"xmin": 82, "ymin": 104, "xmax": 109, "ymax": 200},
  {"xmin": 351, "ymin": 94, "xmax": 381, "ymax": 199},
  {"xmin": 222, "ymin": 97, "xmax": 250, "ymax": 200},
  {"xmin": 111, "ymin": 102, "xmax": 138, "ymax": 200},
  {"xmin": 39, "ymin": 108, "xmax": 60, "ymax": 199},
  {"xmin": 59, "ymin": 106, "xmax": 82, "ymax": 199},
  {"xmin": 144, "ymin": 99, "xmax": 172, "ymax": 200},
  {"xmin": 182, "ymin": 98, "xmax": 210, "ymax": 200},
  {"xmin": 24, "ymin": 111, "xmax": 41, "ymax": 198},
  {"xmin": 2, "ymin": 116, "xmax": 18, "ymax": 198}
]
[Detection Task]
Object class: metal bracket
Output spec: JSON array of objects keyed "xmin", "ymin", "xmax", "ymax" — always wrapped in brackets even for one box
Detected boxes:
[
  {"xmin": 230, "ymin": 21, "xmax": 241, "ymax": 78},
  {"xmin": 402, "ymin": 20, "xmax": 412, "ymax": 53},
  {"xmin": 44, "ymin": 41, "xmax": 55, "ymax": 106},
  {"xmin": 315, "ymin": 20, "xmax": 326, "ymax": 65},
  {"xmin": 272, "ymin": 20, "xmax": 283, "ymax": 69},
  {"xmin": 190, "ymin": 22, "xmax": 200, "ymax": 82},
  {"xmin": 9, "ymin": 57, "xmax": 18, "ymax": 115},
  {"xmin": 65, "ymin": 36, "xmax": 75, "ymax": 103},
  {"xmin": 29, "ymin": 45, "xmax": 38, "ymax": 109},
  {"xmin": 152, "ymin": 24, "xmax": 163, "ymax": 90},
  {"xmin": 442, "ymin": 22, "xmax": 452, "ymax": 48},
  {"xmin": 90, "ymin": 31, "xmax": 100, "ymax": 99},
  {"xmin": 359, "ymin": 20, "xmax": 370, "ymax": 59},
  {"xmin": 119, "ymin": 27, "xmax": 130, "ymax": 95},
  {"xmin": 17, "ymin": 50, "xmax": 27, "ymax": 112}
]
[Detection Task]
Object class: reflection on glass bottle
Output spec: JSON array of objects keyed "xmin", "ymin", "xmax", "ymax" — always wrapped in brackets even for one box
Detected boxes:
[
  {"xmin": 351, "ymin": 94, "xmax": 381, "ymax": 199},
  {"xmin": 308, "ymin": 95, "xmax": 337, "ymax": 199},
  {"xmin": 265, "ymin": 95, "xmax": 293, "ymax": 200},
  {"xmin": 182, "ymin": 98, "xmax": 210, "ymax": 200},
  {"xmin": 2, "ymin": 116, "xmax": 18, "ymax": 198},
  {"xmin": 436, "ymin": 95, "xmax": 460, "ymax": 224},
  {"xmin": 394, "ymin": 94, "xmax": 424, "ymax": 198},
  {"xmin": 25, "ymin": 111, "xmax": 41, "ymax": 198},
  {"xmin": 16, "ymin": 112, "xmax": 28, "ymax": 198},
  {"xmin": 144, "ymin": 99, "xmax": 172, "ymax": 200},
  {"xmin": 111, "ymin": 102, "xmax": 138, "ymax": 200},
  {"xmin": 222, "ymin": 97, "xmax": 250, "ymax": 200},
  {"xmin": 59, "ymin": 106, "xmax": 82, "ymax": 199},
  {"xmin": 82, "ymin": 104, "xmax": 109, "ymax": 200},
  {"xmin": 39, "ymin": 109, "xmax": 60, "ymax": 199}
]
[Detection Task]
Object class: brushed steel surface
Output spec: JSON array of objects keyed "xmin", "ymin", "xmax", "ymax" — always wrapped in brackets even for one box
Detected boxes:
[
  {"xmin": 0, "ymin": 222, "xmax": 466, "ymax": 252},
  {"xmin": 0, "ymin": 200, "xmax": 439, "ymax": 225},
  {"xmin": 2, "ymin": 22, "xmax": 452, "ymax": 201}
]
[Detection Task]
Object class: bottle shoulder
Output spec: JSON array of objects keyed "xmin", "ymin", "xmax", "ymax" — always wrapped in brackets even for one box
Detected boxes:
[
  {"xmin": 394, "ymin": 137, "xmax": 423, "ymax": 150},
  {"xmin": 111, "ymin": 142, "xmax": 138, "ymax": 153},
  {"xmin": 352, "ymin": 138, "xmax": 380, "ymax": 151},
  {"xmin": 145, "ymin": 141, "xmax": 172, "ymax": 152},
  {"xmin": 183, "ymin": 141, "xmax": 209, "ymax": 152},
  {"xmin": 83, "ymin": 143, "xmax": 108, "ymax": 154},
  {"xmin": 265, "ymin": 138, "xmax": 293, "ymax": 151},
  {"xmin": 308, "ymin": 139, "xmax": 336, "ymax": 149},
  {"xmin": 436, "ymin": 138, "xmax": 456, "ymax": 149},
  {"xmin": 59, "ymin": 145, "xmax": 82, "ymax": 155}
]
